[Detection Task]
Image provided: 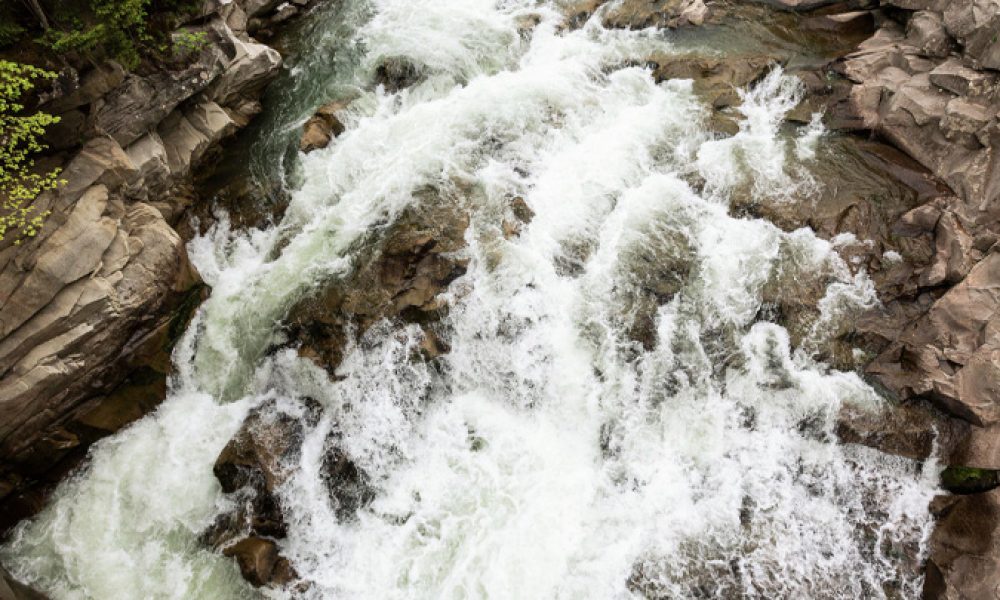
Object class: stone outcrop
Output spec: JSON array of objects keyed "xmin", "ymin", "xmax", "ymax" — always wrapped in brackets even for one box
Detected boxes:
[
  {"xmin": 299, "ymin": 99, "xmax": 349, "ymax": 153},
  {"xmin": 923, "ymin": 489, "xmax": 1000, "ymax": 599},
  {"xmin": 0, "ymin": 0, "xmax": 319, "ymax": 533}
]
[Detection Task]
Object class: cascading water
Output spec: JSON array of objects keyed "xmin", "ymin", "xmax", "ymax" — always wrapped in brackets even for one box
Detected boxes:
[{"xmin": 1, "ymin": 0, "xmax": 940, "ymax": 598}]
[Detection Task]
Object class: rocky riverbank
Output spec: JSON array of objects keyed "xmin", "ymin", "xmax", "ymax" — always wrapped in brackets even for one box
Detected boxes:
[{"xmin": 0, "ymin": 0, "xmax": 323, "ymax": 538}]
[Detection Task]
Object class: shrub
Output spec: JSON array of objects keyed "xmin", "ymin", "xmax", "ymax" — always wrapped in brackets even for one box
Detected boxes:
[{"xmin": 0, "ymin": 60, "xmax": 62, "ymax": 244}]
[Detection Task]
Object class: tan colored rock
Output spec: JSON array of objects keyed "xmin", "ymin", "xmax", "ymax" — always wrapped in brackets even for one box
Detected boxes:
[
  {"xmin": 208, "ymin": 31, "xmax": 282, "ymax": 106},
  {"xmin": 223, "ymin": 537, "xmax": 281, "ymax": 587},
  {"xmin": 603, "ymin": 0, "xmax": 712, "ymax": 29},
  {"xmin": 0, "ymin": 193, "xmax": 201, "ymax": 525},
  {"xmin": 906, "ymin": 10, "xmax": 953, "ymax": 58},
  {"xmin": 159, "ymin": 100, "xmax": 238, "ymax": 177},
  {"xmin": 125, "ymin": 132, "xmax": 171, "ymax": 197},
  {"xmin": 299, "ymin": 100, "xmax": 349, "ymax": 153},
  {"xmin": 647, "ymin": 53, "xmax": 776, "ymax": 108}
]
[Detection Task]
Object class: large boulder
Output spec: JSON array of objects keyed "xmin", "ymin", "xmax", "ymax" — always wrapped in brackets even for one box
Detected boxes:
[{"xmin": 924, "ymin": 488, "xmax": 1000, "ymax": 599}]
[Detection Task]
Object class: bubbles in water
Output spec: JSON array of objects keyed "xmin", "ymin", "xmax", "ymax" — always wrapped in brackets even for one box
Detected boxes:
[{"xmin": 0, "ymin": 0, "xmax": 936, "ymax": 598}]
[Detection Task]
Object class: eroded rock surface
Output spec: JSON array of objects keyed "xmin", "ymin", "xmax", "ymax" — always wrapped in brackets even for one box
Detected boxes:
[{"xmin": 0, "ymin": 0, "xmax": 315, "ymax": 533}]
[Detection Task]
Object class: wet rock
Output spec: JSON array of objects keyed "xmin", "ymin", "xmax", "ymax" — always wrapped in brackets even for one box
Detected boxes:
[
  {"xmin": 757, "ymin": 0, "xmax": 862, "ymax": 11},
  {"xmin": 603, "ymin": 0, "xmax": 712, "ymax": 29},
  {"xmin": 214, "ymin": 402, "xmax": 306, "ymax": 498},
  {"xmin": 222, "ymin": 536, "xmax": 297, "ymax": 588},
  {"xmin": 209, "ymin": 401, "xmax": 372, "ymax": 588},
  {"xmin": 299, "ymin": 100, "xmax": 350, "ymax": 153},
  {"xmin": 374, "ymin": 57, "xmax": 422, "ymax": 92},
  {"xmin": 286, "ymin": 193, "xmax": 469, "ymax": 372},
  {"xmin": 0, "ymin": 566, "xmax": 48, "ymax": 600},
  {"xmin": 647, "ymin": 53, "xmax": 777, "ymax": 108},
  {"xmin": 323, "ymin": 443, "xmax": 377, "ymax": 520},
  {"xmin": 502, "ymin": 196, "xmax": 535, "ymax": 239},
  {"xmin": 924, "ymin": 488, "xmax": 1000, "ymax": 599},
  {"xmin": 940, "ymin": 466, "xmax": 1000, "ymax": 495},
  {"xmin": 802, "ymin": 11, "xmax": 875, "ymax": 37}
]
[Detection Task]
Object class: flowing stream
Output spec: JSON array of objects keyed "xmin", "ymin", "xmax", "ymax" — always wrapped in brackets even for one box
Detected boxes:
[{"xmin": 1, "ymin": 0, "xmax": 939, "ymax": 598}]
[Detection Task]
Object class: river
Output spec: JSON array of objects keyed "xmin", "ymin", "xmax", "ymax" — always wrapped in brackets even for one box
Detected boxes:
[{"xmin": 0, "ymin": 0, "xmax": 939, "ymax": 598}]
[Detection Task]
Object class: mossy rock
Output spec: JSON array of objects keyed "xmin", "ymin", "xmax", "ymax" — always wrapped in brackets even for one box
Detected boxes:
[{"xmin": 941, "ymin": 466, "xmax": 1000, "ymax": 495}]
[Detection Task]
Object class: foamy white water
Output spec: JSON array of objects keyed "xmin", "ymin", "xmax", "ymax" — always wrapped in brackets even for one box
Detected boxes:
[{"xmin": 1, "ymin": 0, "xmax": 938, "ymax": 598}]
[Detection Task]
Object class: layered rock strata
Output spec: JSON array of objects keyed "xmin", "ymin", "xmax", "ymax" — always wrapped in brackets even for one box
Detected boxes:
[{"xmin": 0, "ymin": 0, "xmax": 315, "ymax": 532}]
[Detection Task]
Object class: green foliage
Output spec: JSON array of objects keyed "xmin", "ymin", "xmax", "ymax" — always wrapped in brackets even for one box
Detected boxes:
[
  {"xmin": 0, "ymin": 60, "xmax": 62, "ymax": 244},
  {"xmin": 171, "ymin": 29, "xmax": 208, "ymax": 58},
  {"xmin": 38, "ymin": 0, "xmax": 157, "ymax": 69},
  {"xmin": 0, "ymin": 20, "xmax": 26, "ymax": 48}
]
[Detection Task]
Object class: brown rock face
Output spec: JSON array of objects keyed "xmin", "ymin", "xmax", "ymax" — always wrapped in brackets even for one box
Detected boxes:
[
  {"xmin": 868, "ymin": 252, "xmax": 1000, "ymax": 427},
  {"xmin": 0, "ymin": 0, "xmax": 297, "ymax": 534},
  {"xmin": 0, "ymin": 179, "xmax": 204, "ymax": 532},
  {"xmin": 924, "ymin": 488, "xmax": 1000, "ymax": 599}
]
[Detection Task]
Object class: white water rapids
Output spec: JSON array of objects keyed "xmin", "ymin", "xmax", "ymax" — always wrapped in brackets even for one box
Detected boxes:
[{"xmin": 1, "ymin": 0, "xmax": 939, "ymax": 598}]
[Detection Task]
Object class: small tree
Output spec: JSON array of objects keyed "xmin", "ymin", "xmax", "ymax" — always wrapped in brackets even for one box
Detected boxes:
[{"xmin": 0, "ymin": 60, "xmax": 61, "ymax": 244}]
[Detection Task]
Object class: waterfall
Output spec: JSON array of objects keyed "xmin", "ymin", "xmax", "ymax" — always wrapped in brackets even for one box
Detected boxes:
[{"xmin": 0, "ymin": 0, "xmax": 938, "ymax": 598}]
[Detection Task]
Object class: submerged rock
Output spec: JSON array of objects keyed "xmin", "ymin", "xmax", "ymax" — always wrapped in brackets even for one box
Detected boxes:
[
  {"xmin": 647, "ymin": 53, "xmax": 778, "ymax": 109},
  {"xmin": 0, "ymin": 566, "xmax": 48, "ymax": 600},
  {"xmin": 285, "ymin": 190, "xmax": 469, "ymax": 372}
]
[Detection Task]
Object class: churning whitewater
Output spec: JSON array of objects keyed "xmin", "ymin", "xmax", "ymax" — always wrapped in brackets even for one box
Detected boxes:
[{"xmin": 1, "ymin": 0, "xmax": 939, "ymax": 598}]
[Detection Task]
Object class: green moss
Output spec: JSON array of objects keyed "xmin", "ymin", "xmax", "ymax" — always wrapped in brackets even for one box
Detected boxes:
[{"xmin": 940, "ymin": 466, "xmax": 1000, "ymax": 494}]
